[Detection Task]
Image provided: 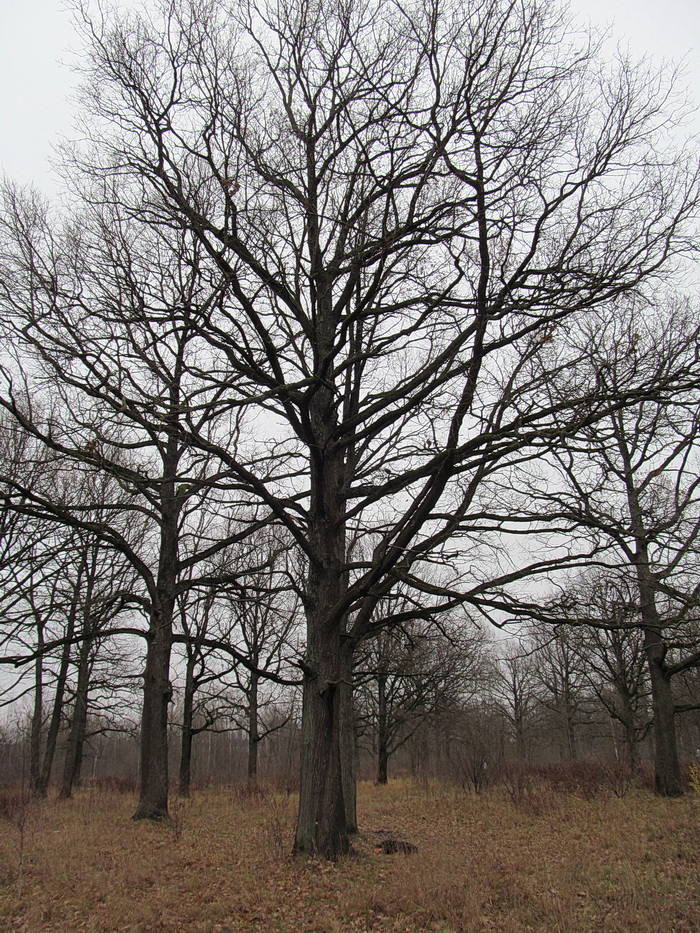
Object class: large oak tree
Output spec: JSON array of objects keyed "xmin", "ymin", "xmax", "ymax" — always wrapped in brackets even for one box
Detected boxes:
[{"xmin": 2, "ymin": 0, "xmax": 698, "ymax": 856}]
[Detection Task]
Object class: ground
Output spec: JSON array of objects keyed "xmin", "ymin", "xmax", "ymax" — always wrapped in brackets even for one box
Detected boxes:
[{"xmin": 0, "ymin": 777, "xmax": 698, "ymax": 932}]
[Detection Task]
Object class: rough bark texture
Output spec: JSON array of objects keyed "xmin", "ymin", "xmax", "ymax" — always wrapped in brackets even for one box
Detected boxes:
[
  {"xmin": 293, "ymin": 289, "xmax": 354, "ymax": 857},
  {"xmin": 133, "ymin": 434, "xmax": 180, "ymax": 820},
  {"xmin": 645, "ymin": 628, "xmax": 682, "ymax": 796},
  {"xmin": 621, "ymin": 445, "xmax": 683, "ymax": 797},
  {"xmin": 133, "ymin": 617, "xmax": 173, "ymax": 819},
  {"xmin": 339, "ymin": 654, "xmax": 357, "ymax": 833},
  {"xmin": 294, "ymin": 644, "xmax": 349, "ymax": 859}
]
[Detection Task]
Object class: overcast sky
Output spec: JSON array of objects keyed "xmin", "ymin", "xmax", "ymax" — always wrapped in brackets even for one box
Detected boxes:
[{"xmin": 0, "ymin": 0, "xmax": 698, "ymax": 194}]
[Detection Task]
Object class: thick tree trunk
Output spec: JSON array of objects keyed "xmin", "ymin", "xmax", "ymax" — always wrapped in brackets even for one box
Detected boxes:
[
  {"xmin": 619, "ymin": 431, "xmax": 682, "ymax": 796},
  {"xmin": 133, "ymin": 615, "xmax": 174, "ymax": 819},
  {"xmin": 294, "ymin": 638, "xmax": 349, "ymax": 858},
  {"xmin": 635, "ymin": 556, "xmax": 682, "ymax": 795},
  {"xmin": 293, "ymin": 331, "xmax": 355, "ymax": 857},
  {"xmin": 645, "ymin": 630, "xmax": 682, "ymax": 796}
]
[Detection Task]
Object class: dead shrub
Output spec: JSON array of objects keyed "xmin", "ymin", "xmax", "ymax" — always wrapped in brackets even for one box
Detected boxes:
[
  {"xmin": 84, "ymin": 776, "xmax": 138, "ymax": 794},
  {"xmin": 534, "ymin": 760, "xmax": 607, "ymax": 800},
  {"xmin": 599, "ymin": 758, "xmax": 636, "ymax": 798}
]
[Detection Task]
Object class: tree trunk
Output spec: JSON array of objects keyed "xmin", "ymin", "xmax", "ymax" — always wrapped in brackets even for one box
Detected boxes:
[
  {"xmin": 37, "ymin": 632, "xmax": 73, "ymax": 796},
  {"xmin": 339, "ymin": 650, "xmax": 357, "ymax": 832},
  {"xmin": 635, "ymin": 554, "xmax": 682, "ymax": 794},
  {"xmin": 59, "ymin": 634, "xmax": 92, "ymax": 799},
  {"xmin": 514, "ymin": 703, "xmax": 527, "ymax": 761},
  {"xmin": 619, "ymin": 690, "xmax": 641, "ymax": 773},
  {"xmin": 293, "ymin": 347, "xmax": 352, "ymax": 858},
  {"xmin": 294, "ymin": 633, "xmax": 349, "ymax": 859},
  {"xmin": 247, "ymin": 670, "xmax": 259, "ymax": 784},
  {"xmin": 178, "ymin": 656, "xmax": 195, "ymax": 798},
  {"xmin": 564, "ymin": 690, "xmax": 578, "ymax": 761},
  {"xmin": 133, "ymin": 455, "xmax": 179, "ymax": 821},
  {"xmin": 29, "ymin": 623, "xmax": 44, "ymax": 796},
  {"xmin": 376, "ymin": 668, "xmax": 389, "ymax": 784},
  {"xmin": 619, "ymin": 428, "xmax": 682, "ymax": 796},
  {"xmin": 645, "ymin": 629, "xmax": 682, "ymax": 796},
  {"xmin": 133, "ymin": 614, "xmax": 174, "ymax": 819}
]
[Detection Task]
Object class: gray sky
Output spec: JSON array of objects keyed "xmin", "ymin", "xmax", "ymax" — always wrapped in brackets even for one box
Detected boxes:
[{"xmin": 0, "ymin": 0, "xmax": 699, "ymax": 194}]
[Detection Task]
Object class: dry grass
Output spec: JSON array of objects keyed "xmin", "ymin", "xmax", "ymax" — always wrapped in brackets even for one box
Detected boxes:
[{"xmin": 0, "ymin": 778, "xmax": 698, "ymax": 932}]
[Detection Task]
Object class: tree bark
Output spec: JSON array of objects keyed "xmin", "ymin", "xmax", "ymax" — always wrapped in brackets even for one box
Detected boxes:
[
  {"xmin": 339, "ymin": 650, "xmax": 357, "ymax": 832},
  {"xmin": 37, "ymin": 630, "xmax": 73, "ymax": 796},
  {"xmin": 619, "ymin": 689, "xmax": 641, "ymax": 773},
  {"xmin": 293, "ymin": 294, "xmax": 353, "ymax": 856},
  {"xmin": 294, "ymin": 630, "xmax": 349, "ymax": 859},
  {"xmin": 376, "ymin": 668, "xmax": 389, "ymax": 785},
  {"xmin": 133, "ymin": 434, "xmax": 180, "ymax": 820},
  {"xmin": 645, "ymin": 627, "xmax": 682, "ymax": 795},
  {"xmin": 178, "ymin": 655, "xmax": 195, "ymax": 798},
  {"xmin": 133, "ymin": 617, "xmax": 173, "ymax": 818},
  {"xmin": 615, "ymin": 420, "xmax": 683, "ymax": 796},
  {"xmin": 247, "ymin": 670, "xmax": 259, "ymax": 785},
  {"xmin": 29, "ymin": 623, "xmax": 44, "ymax": 796}
]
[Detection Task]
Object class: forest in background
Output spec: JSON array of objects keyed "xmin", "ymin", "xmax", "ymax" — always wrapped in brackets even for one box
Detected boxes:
[{"xmin": 1, "ymin": 0, "xmax": 700, "ymax": 861}]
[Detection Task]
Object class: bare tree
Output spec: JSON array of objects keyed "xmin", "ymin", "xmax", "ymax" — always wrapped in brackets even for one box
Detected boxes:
[
  {"xmin": 0, "ymin": 193, "xmax": 276, "ymax": 819},
  {"xmin": 492, "ymin": 641, "xmax": 540, "ymax": 762},
  {"xmin": 355, "ymin": 611, "xmax": 488, "ymax": 784},
  {"xmin": 173, "ymin": 588, "xmax": 233, "ymax": 798},
  {"xmin": 539, "ymin": 308, "xmax": 700, "ymax": 793},
  {"xmin": 562, "ymin": 571, "xmax": 651, "ymax": 772},
  {"xmin": 215, "ymin": 533, "xmax": 301, "ymax": 786},
  {"xmin": 2, "ymin": 0, "xmax": 698, "ymax": 856},
  {"xmin": 528, "ymin": 622, "xmax": 592, "ymax": 762}
]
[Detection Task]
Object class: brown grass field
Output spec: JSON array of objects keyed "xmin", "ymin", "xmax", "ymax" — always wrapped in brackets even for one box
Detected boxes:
[{"xmin": 0, "ymin": 777, "xmax": 698, "ymax": 932}]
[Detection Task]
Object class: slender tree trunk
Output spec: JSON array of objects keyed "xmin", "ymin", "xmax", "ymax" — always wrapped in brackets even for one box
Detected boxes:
[
  {"xmin": 178, "ymin": 657, "xmax": 195, "ymax": 798},
  {"xmin": 59, "ymin": 633, "xmax": 92, "ymax": 799},
  {"xmin": 37, "ymin": 632, "xmax": 73, "ymax": 796},
  {"xmin": 564, "ymin": 690, "xmax": 578, "ymax": 761},
  {"xmin": 39, "ymin": 547, "xmax": 88, "ymax": 796},
  {"xmin": 247, "ymin": 670, "xmax": 259, "ymax": 784},
  {"xmin": 618, "ymin": 423, "xmax": 682, "ymax": 796},
  {"xmin": 619, "ymin": 691, "xmax": 641, "ymax": 773},
  {"xmin": 376, "ymin": 668, "xmax": 389, "ymax": 785},
  {"xmin": 29, "ymin": 623, "xmax": 44, "ymax": 795},
  {"xmin": 514, "ymin": 698, "xmax": 527, "ymax": 761}
]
